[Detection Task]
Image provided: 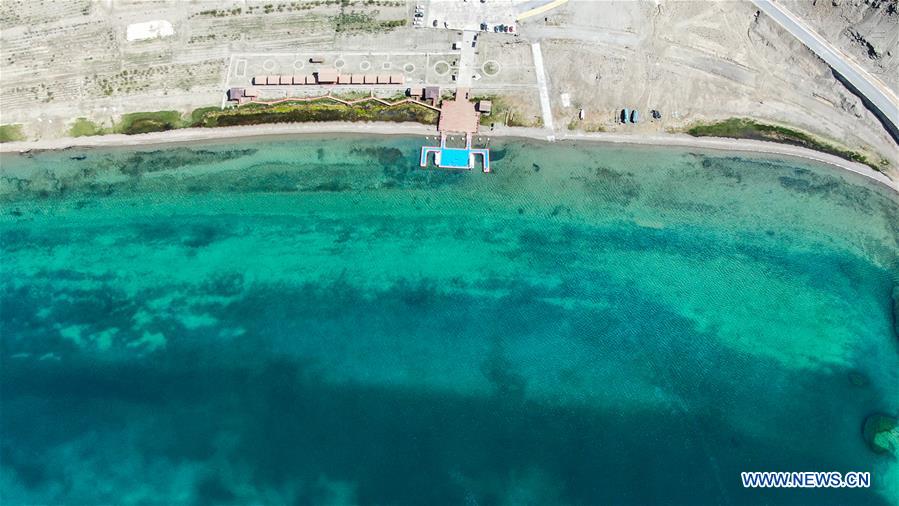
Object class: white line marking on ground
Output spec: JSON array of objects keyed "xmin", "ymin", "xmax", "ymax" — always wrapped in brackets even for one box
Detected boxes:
[
  {"xmin": 221, "ymin": 54, "xmax": 235, "ymax": 109},
  {"xmin": 530, "ymin": 42, "xmax": 555, "ymax": 140}
]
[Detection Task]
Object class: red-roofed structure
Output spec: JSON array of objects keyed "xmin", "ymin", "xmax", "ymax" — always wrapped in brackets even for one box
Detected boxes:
[{"xmin": 437, "ymin": 87, "xmax": 479, "ymax": 134}]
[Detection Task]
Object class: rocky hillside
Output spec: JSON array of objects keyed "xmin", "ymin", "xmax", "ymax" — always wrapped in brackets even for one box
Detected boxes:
[{"xmin": 783, "ymin": 0, "xmax": 898, "ymax": 91}]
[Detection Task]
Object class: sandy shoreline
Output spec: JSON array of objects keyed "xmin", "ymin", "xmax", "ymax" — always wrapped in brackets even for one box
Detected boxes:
[{"xmin": 1, "ymin": 121, "xmax": 894, "ymax": 192}]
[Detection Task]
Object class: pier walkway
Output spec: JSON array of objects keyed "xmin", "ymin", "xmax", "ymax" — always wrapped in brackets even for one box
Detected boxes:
[
  {"xmin": 420, "ymin": 133, "xmax": 490, "ymax": 172},
  {"xmin": 419, "ymin": 88, "xmax": 491, "ymax": 172}
]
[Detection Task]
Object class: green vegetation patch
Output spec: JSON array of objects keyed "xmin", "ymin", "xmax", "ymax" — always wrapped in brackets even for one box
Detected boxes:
[
  {"xmin": 469, "ymin": 95, "xmax": 541, "ymax": 128},
  {"xmin": 61, "ymin": 99, "xmax": 437, "ymax": 140},
  {"xmin": 686, "ymin": 118, "xmax": 878, "ymax": 171},
  {"xmin": 188, "ymin": 107, "xmax": 222, "ymax": 127},
  {"xmin": 567, "ymin": 119, "xmax": 604, "ymax": 132},
  {"xmin": 331, "ymin": 10, "xmax": 405, "ymax": 32},
  {"xmin": 472, "ymin": 95, "xmax": 506, "ymax": 126},
  {"xmin": 330, "ymin": 90, "xmax": 376, "ymax": 100},
  {"xmin": 69, "ymin": 118, "xmax": 108, "ymax": 137},
  {"xmin": 0, "ymin": 124, "xmax": 26, "ymax": 143},
  {"xmin": 192, "ymin": 100, "xmax": 438, "ymax": 127},
  {"xmin": 116, "ymin": 111, "xmax": 184, "ymax": 135}
]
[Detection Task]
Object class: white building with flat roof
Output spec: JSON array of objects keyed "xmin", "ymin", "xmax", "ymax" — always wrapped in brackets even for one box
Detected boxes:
[{"xmin": 126, "ymin": 20, "xmax": 174, "ymax": 42}]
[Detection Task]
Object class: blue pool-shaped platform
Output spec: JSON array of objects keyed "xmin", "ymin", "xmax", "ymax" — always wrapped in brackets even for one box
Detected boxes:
[
  {"xmin": 420, "ymin": 146, "xmax": 490, "ymax": 172},
  {"xmin": 439, "ymin": 148, "xmax": 472, "ymax": 168}
]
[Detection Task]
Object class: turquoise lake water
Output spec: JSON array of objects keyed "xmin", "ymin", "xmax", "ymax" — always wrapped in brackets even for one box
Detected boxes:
[{"xmin": 1, "ymin": 136, "xmax": 898, "ymax": 504}]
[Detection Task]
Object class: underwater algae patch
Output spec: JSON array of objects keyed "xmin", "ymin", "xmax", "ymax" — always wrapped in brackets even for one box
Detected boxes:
[
  {"xmin": 893, "ymin": 284, "xmax": 899, "ymax": 340},
  {"xmin": 0, "ymin": 353, "xmax": 671, "ymax": 504},
  {"xmin": 570, "ymin": 165, "xmax": 642, "ymax": 205},
  {"xmin": 1, "ymin": 137, "xmax": 476, "ymax": 203},
  {"xmin": 112, "ymin": 147, "xmax": 259, "ymax": 176},
  {"xmin": 350, "ymin": 145, "xmax": 407, "ymax": 167},
  {"xmin": 0, "ymin": 146, "xmax": 260, "ymax": 201}
]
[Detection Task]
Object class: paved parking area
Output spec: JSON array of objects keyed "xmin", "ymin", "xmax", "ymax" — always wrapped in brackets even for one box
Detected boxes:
[
  {"xmin": 475, "ymin": 37, "xmax": 536, "ymax": 86},
  {"xmin": 425, "ymin": 0, "xmax": 521, "ymax": 31}
]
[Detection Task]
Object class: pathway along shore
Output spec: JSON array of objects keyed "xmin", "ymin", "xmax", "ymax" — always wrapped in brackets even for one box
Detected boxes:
[{"xmin": 0, "ymin": 122, "xmax": 894, "ymax": 193}]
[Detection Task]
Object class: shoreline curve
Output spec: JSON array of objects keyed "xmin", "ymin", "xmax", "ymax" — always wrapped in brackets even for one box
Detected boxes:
[{"xmin": 0, "ymin": 121, "xmax": 894, "ymax": 193}]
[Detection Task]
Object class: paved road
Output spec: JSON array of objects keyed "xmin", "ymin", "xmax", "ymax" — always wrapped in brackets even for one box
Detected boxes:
[
  {"xmin": 530, "ymin": 42, "xmax": 555, "ymax": 139},
  {"xmin": 456, "ymin": 31, "xmax": 479, "ymax": 87},
  {"xmin": 750, "ymin": 0, "xmax": 898, "ymax": 139},
  {"xmin": 516, "ymin": 0, "xmax": 569, "ymax": 21},
  {"xmin": 522, "ymin": 25, "xmax": 641, "ymax": 47}
]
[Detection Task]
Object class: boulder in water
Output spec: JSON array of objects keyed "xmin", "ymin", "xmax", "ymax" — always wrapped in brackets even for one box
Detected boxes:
[
  {"xmin": 847, "ymin": 371, "xmax": 869, "ymax": 387},
  {"xmin": 862, "ymin": 414, "xmax": 898, "ymax": 457}
]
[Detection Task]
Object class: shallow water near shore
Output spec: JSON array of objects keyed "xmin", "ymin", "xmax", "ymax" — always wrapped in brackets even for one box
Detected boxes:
[{"xmin": 1, "ymin": 135, "xmax": 898, "ymax": 505}]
